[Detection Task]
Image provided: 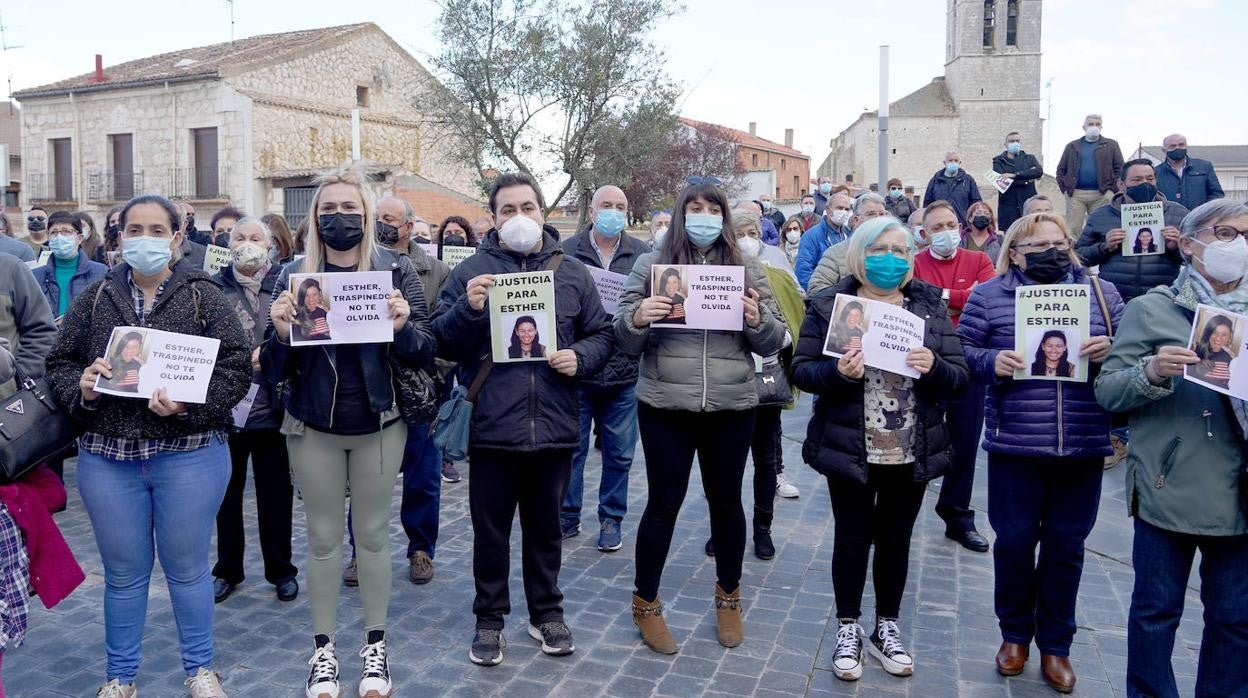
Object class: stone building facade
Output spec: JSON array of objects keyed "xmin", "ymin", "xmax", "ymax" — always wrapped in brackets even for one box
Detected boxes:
[{"xmin": 13, "ymin": 23, "xmax": 479, "ymax": 230}]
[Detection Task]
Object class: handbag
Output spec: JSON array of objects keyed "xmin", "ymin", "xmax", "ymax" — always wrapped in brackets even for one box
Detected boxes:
[
  {"xmin": 754, "ymin": 352, "xmax": 793, "ymax": 407},
  {"xmin": 390, "ymin": 358, "xmax": 442, "ymax": 426},
  {"xmin": 0, "ymin": 372, "xmax": 79, "ymax": 483}
]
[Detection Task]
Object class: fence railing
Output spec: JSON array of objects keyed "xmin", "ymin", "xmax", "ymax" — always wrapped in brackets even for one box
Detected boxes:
[
  {"xmin": 86, "ymin": 172, "xmax": 144, "ymax": 202},
  {"xmin": 27, "ymin": 167, "xmax": 232, "ymax": 203}
]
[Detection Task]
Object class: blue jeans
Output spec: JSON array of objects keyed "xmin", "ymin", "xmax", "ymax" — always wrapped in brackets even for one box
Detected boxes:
[
  {"xmin": 399, "ymin": 421, "xmax": 441, "ymax": 558},
  {"xmin": 77, "ymin": 438, "xmax": 230, "ymax": 683},
  {"xmin": 561, "ymin": 384, "xmax": 637, "ymax": 528},
  {"xmin": 1127, "ymin": 518, "xmax": 1248, "ymax": 698}
]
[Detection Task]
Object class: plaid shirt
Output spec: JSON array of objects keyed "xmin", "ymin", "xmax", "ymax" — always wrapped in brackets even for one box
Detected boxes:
[
  {"xmin": 0, "ymin": 502, "xmax": 29, "ymax": 651},
  {"xmin": 130, "ymin": 271, "xmax": 170, "ymax": 324}
]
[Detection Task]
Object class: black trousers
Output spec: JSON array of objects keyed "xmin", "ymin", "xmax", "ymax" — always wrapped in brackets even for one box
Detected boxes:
[
  {"xmin": 751, "ymin": 406, "xmax": 782, "ymax": 529},
  {"xmin": 213, "ymin": 429, "xmax": 297, "ymax": 585},
  {"xmin": 828, "ymin": 465, "xmax": 927, "ymax": 620},
  {"xmin": 634, "ymin": 404, "xmax": 755, "ymax": 601},
  {"xmin": 470, "ymin": 447, "xmax": 572, "ymax": 630},
  {"xmin": 936, "ymin": 384, "xmax": 985, "ymax": 534}
]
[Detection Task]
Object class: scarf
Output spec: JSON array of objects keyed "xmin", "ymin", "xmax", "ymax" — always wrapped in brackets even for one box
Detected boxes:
[
  {"xmin": 235, "ymin": 262, "xmax": 268, "ymax": 314},
  {"xmin": 1174, "ymin": 265, "xmax": 1248, "ymax": 431}
]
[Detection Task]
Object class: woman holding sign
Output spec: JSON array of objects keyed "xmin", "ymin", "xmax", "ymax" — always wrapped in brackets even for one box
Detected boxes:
[
  {"xmin": 792, "ymin": 216, "xmax": 969, "ymax": 682},
  {"xmin": 616, "ymin": 178, "xmax": 785, "ymax": 654},
  {"xmin": 45, "ymin": 194, "xmax": 251, "ymax": 697},
  {"xmin": 957, "ymin": 212, "xmax": 1124, "ymax": 694},
  {"xmin": 262, "ymin": 163, "xmax": 435, "ymax": 698},
  {"xmin": 1095, "ymin": 199, "xmax": 1248, "ymax": 698}
]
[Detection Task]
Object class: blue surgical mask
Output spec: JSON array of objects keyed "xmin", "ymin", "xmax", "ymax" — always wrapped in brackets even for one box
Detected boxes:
[
  {"xmin": 819, "ymin": 183, "xmax": 832, "ymax": 195},
  {"xmin": 684, "ymin": 213, "xmax": 723, "ymax": 247},
  {"xmin": 1006, "ymin": 141, "xmax": 1022, "ymax": 154},
  {"xmin": 49, "ymin": 234, "xmax": 79, "ymax": 260},
  {"xmin": 801, "ymin": 204, "xmax": 815, "ymax": 215},
  {"xmin": 889, "ymin": 188, "xmax": 903, "ymax": 199},
  {"xmin": 595, "ymin": 209, "xmax": 626, "ymax": 238},
  {"xmin": 123, "ymin": 235, "xmax": 174, "ymax": 276},
  {"xmin": 864, "ymin": 253, "xmax": 910, "ymax": 290},
  {"xmin": 944, "ymin": 162, "xmax": 961, "ymax": 176},
  {"xmin": 929, "ymin": 231, "xmax": 961, "ymax": 257}
]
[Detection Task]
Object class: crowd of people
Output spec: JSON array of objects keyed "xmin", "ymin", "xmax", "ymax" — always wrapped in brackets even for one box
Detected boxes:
[{"xmin": 0, "ymin": 113, "xmax": 1241, "ymax": 698}]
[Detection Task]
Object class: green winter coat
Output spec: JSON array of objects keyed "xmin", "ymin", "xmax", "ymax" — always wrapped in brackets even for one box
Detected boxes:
[{"xmin": 1094, "ymin": 282, "xmax": 1247, "ymax": 537}]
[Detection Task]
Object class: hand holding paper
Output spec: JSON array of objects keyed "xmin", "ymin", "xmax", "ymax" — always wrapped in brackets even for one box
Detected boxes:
[
  {"xmin": 837, "ymin": 349, "xmax": 865, "ymax": 380},
  {"xmin": 1079, "ymin": 336, "xmax": 1113, "ymax": 363},
  {"xmin": 633, "ymin": 296, "xmax": 672, "ymax": 328},
  {"xmin": 388, "ymin": 289, "xmax": 410, "ymax": 332},
  {"xmin": 148, "ymin": 387, "xmax": 187, "ymax": 418},
  {"xmin": 1152, "ymin": 345, "xmax": 1199, "ymax": 379},
  {"xmin": 1106, "ymin": 229, "xmax": 1126, "ymax": 251},
  {"xmin": 271, "ymin": 290, "xmax": 296, "ymax": 341},
  {"xmin": 905, "ymin": 347, "xmax": 935, "ymax": 375},
  {"xmin": 743, "ymin": 288, "xmax": 761, "ymax": 328},
  {"xmin": 548, "ymin": 349, "xmax": 578, "ymax": 376},
  {"xmin": 1163, "ymin": 226, "xmax": 1181, "ymax": 251},
  {"xmin": 79, "ymin": 357, "xmax": 112, "ymax": 401},
  {"xmin": 995, "ymin": 350, "xmax": 1025, "ymax": 378},
  {"xmin": 466, "ymin": 274, "xmax": 496, "ymax": 311}
]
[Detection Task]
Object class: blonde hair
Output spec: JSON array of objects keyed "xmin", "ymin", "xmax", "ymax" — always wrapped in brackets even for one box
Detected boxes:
[
  {"xmin": 301, "ymin": 161, "xmax": 378, "ymax": 273},
  {"xmin": 995, "ymin": 212, "xmax": 1080, "ymax": 275}
]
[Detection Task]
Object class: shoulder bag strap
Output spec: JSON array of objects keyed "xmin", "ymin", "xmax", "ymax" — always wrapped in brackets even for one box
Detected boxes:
[{"xmin": 1090, "ymin": 274, "xmax": 1113, "ymax": 338}]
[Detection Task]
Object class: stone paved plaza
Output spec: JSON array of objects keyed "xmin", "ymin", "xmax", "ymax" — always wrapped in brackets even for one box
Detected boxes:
[{"xmin": 10, "ymin": 401, "xmax": 1204, "ymax": 696}]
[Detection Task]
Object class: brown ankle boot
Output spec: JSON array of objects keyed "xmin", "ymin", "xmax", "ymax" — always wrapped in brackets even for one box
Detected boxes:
[
  {"xmin": 632, "ymin": 593, "xmax": 678, "ymax": 654},
  {"xmin": 714, "ymin": 584, "xmax": 744, "ymax": 647}
]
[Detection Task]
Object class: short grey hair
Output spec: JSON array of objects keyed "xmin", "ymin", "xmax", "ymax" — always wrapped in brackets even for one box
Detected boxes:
[
  {"xmin": 1180, "ymin": 199, "xmax": 1248, "ymax": 239},
  {"xmin": 1023, "ymin": 194, "xmax": 1053, "ymax": 214},
  {"xmin": 853, "ymin": 192, "xmax": 887, "ymax": 214},
  {"xmin": 231, "ymin": 216, "xmax": 272, "ymax": 243},
  {"xmin": 944, "ymin": 150, "xmax": 961, "ymax": 161},
  {"xmin": 1084, "ymin": 113, "xmax": 1102, "ymax": 124}
]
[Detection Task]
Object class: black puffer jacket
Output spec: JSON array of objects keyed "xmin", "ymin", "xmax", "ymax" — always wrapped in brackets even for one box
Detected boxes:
[
  {"xmin": 791, "ymin": 276, "xmax": 969, "ymax": 484},
  {"xmin": 432, "ymin": 227, "xmax": 614, "ymax": 452},
  {"xmin": 46, "ymin": 258, "xmax": 252, "ymax": 438},
  {"xmin": 260, "ymin": 248, "xmax": 436, "ymax": 429},
  {"xmin": 562, "ymin": 227, "xmax": 649, "ymax": 388},
  {"xmin": 212, "ymin": 263, "xmax": 282, "ymax": 431},
  {"xmin": 1075, "ymin": 193, "xmax": 1189, "ymax": 302}
]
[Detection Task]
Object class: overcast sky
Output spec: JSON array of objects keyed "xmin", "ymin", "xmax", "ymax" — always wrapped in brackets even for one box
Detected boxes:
[{"xmin": 1, "ymin": 0, "xmax": 1243, "ymax": 177}]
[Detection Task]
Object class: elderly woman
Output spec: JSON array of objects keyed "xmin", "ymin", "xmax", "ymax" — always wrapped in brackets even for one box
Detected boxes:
[
  {"xmin": 957, "ymin": 212, "xmax": 1125, "ymax": 694},
  {"xmin": 210, "ymin": 217, "xmax": 297, "ymax": 605},
  {"xmin": 1095, "ymin": 199, "xmax": 1248, "ymax": 698},
  {"xmin": 792, "ymin": 216, "xmax": 969, "ymax": 683},
  {"xmin": 732, "ymin": 204, "xmax": 794, "ymax": 274}
]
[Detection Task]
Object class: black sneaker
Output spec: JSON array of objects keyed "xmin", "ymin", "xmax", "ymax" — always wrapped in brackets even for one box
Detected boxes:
[
  {"xmin": 527, "ymin": 621, "xmax": 575, "ymax": 656},
  {"xmin": 441, "ymin": 460, "xmax": 462, "ymax": 483},
  {"xmin": 868, "ymin": 618, "xmax": 914, "ymax": 677},
  {"xmin": 305, "ymin": 642, "xmax": 340, "ymax": 698},
  {"xmin": 469, "ymin": 628, "xmax": 505, "ymax": 666},
  {"xmin": 358, "ymin": 638, "xmax": 393, "ymax": 696},
  {"xmin": 832, "ymin": 620, "xmax": 864, "ymax": 682}
]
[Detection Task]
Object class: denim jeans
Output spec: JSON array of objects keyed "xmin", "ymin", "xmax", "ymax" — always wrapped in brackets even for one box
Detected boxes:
[
  {"xmin": 77, "ymin": 438, "xmax": 231, "ymax": 683},
  {"xmin": 399, "ymin": 421, "xmax": 441, "ymax": 558},
  {"xmin": 1127, "ymin": 517, "xmax": 1248, "ymax": 698},
  {"xmin": 561, "ymin": 384, "xmax": 637, "ymax": 528}
]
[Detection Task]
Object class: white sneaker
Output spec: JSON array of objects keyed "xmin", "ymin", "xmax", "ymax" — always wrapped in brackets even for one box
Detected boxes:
[
  {"xmin": 358, "ymin": 639, "xmax": 393, "ymax": 697},
  {"xmin": 96, "ymin": 679, "xmax": 137, "ymax": 698},
  {"xmin": 832, "ymin": 620, "xmax": 864, "ymax": 681},
  {"xmin": 185, "ymin": 668, "xmax": 227, "ymax": 697},
  {"xmin": 306, "ymin": 642, "xmax": 340, "ymax": 698},
  {"xmin": 776, "ymin": 473, "xmax": 800, "ymax": 499},
  {"xmin": 868, "ymin": 618, "xmax": 914, "ymax": 677}
]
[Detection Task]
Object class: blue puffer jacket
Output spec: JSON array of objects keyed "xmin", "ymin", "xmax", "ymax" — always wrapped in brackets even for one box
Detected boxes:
[
  {"xmin": 794, "ymin": 218, "xmax": 850, "ymax": 290},
  {"xmin": 32, "ymin": 252, "xmax": 107, "ymax": 316},
  {"xmin": 957, "ymin": 266, "xmax": 1125, "ymax": 458}
]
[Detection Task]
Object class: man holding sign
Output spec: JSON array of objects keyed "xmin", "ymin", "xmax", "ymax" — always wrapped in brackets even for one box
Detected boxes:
[
  {"xmin": 560, "ymin": 185, "xmax": 650, "ymax": 551},
  {"xmin": 431, "ymin": 172, "xmax": 613, "ymax": 666}
]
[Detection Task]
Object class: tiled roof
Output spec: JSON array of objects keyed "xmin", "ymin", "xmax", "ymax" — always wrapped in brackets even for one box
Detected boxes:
[
  {"xmin": 1136, "ymin": 145, "xmax": 1248, "ymax": 169},
  {"xmin": 13, "ymin": 23, "xmax": 375, "ymax": 98},
  {"xmin": 679, "ymin": 117, "xmax": 809, "ymax": 159}
]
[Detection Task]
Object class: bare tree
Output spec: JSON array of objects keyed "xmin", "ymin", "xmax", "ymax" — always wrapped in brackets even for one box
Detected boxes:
[{"xmin": 419, "ymin": 0, "xmax": 681, "ymax": 215}]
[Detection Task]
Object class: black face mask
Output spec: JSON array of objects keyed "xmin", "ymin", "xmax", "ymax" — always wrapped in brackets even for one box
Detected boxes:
[
  {"xmin": 1125, "ymin": 183, "xmax": 1158, "ymax": 203},
  {"xmin": 375, "ymin": 220, "xmax": 401, "ymax": 246},
  {"xmin": 414, "ymin": 235, "xmax": 431, "ymax": 244},
  {"xmin": 971, "ymin": 215, "xmax": 990, "ymax": 230},
  {"xmin": 318, "ymin": 213, "xmax": 365, "ymax": 251},
  {"xmin": 443, "ymin": 235, "xmax": 466, "ymax": 247},
  {"xmin": 1022, "ymin": 248, "xmax": 1072, "ymax": 284},
  {"xmin": 27, "ymin": 218, "xmax": 45, "ymax": 232},
  {"xmin": 213, "ymin": 233, "xmax": 230, "ymax": 248},
  {"xmin": 185, "ymin": 217, "xmax": 196, "ymax": 235},
  {"xmin": 1166, "ymin": 148, "xmax": 1187, "ymax": 162}
]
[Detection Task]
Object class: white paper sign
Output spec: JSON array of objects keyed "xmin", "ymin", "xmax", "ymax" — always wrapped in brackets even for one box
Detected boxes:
[
  {"xmin": 442, "ymin": 246, "xmax": 475, "ymax": 268},
  {"xmin": 288, "ymin": 271, "xmax": 395, "ymax": 346},
  {"xmin": 417, "ymin": 242, "xmax": 439, "ymax": 259},
  {"xmin": 204, "ymin": 245, "xmax": 232, "ymax": 272},
  {"xmin": 822, "ymin": 294, "xmax": 925, "ymax": 378},
  {"xmin": 650, "ymin": 264, "xmax": 745, "ymax": 331},
  {"xmin": 231, "ymin": 383, "xmax": 261, "ymax": 428},
  {"xmin": 93, "ymin": 326, "xmax": 222, "ymax": 404},
  {"xmin": 24, "ymin": 250, "xmax": 51, "ymax": 269},
  {"xmin": 983, "ymin": 169, "xmax": 1012, "ymax": 194},
  {"xmin": 587, "ymin": 266, "xmax": 628, "ymax": 315},
  {"xmin": 1121, "ymin": 202, "xmax": 1165, "ymax": 257},
  {"xmin": 1184, "ymin": 303, "xmax": 1248, "ymax": 399}
]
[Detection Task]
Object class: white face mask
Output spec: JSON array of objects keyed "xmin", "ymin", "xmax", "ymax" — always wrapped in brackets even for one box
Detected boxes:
[
  {"xmin": 785, "ymin": 230, "xmax": 801, "ymax": 244},
  {"xmin": 829, "ymin": 209, "xmax": 851, "ymax": 227},
  {"xmin": 653, "ymin": 226, "xmax": 668, "ymax": 246},
  {"xmin": 1195, "ymin": 236, "xmax": 1248, "ymax": 284},
  {"xmin": 737, "ymin": 236, "xmax": 761, "ymax": 258},
  {"xmin": 498, "ymin": 214, "xmax": 543, "ymax": 253},
  {"xmin": 1085, "ymin": 125, "xmax": 1101, "ymax": 139},
  {"xmin": 929, "ymin": 231, "xmax": 961, "ymax": 258}
]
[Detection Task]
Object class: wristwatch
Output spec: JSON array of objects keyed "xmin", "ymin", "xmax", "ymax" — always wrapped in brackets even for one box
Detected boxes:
[{"xmin": 941, "ymin": 289, "xmax": 950, "ymax": 301}]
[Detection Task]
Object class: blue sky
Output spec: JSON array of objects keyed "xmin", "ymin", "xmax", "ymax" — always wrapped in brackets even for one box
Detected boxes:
[{"xmin": 2, "ymin": 0, "xmax": 1243, "ymax": 176}]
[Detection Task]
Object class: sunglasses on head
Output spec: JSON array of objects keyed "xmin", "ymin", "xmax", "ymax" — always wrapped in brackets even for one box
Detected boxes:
[{"xmin": 685, "ymin": 175, "xmax": 723, "ymax": 187}]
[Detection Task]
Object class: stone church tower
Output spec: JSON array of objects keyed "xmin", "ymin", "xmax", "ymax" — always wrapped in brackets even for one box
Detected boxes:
[{"xmin": 821, "ymin": 0, "xmax": 1046, "ymax": 199}]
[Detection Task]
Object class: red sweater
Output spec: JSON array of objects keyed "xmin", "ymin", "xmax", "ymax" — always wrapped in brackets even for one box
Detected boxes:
[{"xmin": 913, "ymin": 249, "xmax": 996, "ymax": 326}]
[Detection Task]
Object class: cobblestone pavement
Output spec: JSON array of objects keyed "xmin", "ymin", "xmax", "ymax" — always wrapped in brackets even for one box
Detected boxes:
[{"xmin": 12, "ymin": 401, "xmax": 1203, "ymax": 696}]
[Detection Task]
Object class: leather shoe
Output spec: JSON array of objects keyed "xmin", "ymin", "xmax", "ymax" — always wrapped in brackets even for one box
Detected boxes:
[
  {"xmin": 946, "ymin": 529, "xmax": 990, "ymax": 553},
  {"xmin": 275, "ymin": 578, "xmax": 299, "ymax": 602},
  {"xmin": 213, "ymin": 578, "xmax": 237, "ymax": 604},
  {"xmin": 995, "ymin": 641, "xmax": 1028, "ymax": 676},
  {"xmin": 1041, "ymin": 654, "xmax": 1076, "ymax": 694}
]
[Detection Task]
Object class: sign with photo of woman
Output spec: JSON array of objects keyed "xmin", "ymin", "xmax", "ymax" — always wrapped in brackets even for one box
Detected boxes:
[
  {"xmin": 488, "ymin": 270, "xmax": 558, "ymax": 362},
  {"xmin": 1121, "ymin": 201, "xmax": 1165, "ymax": 257},
  {"xmin": 648, "ymin": 264, "xmax": 744, "ymax": 331},
  {"xmin": 821, "ymin": 293, "xmax": 926, "ymax": 378},
  {"xmin": 1013, "ymin": 284, "xmax": 1090, "ymax": 382},
  {"xmin": 1185, "ymin": 304, "xmax": 1248, "ymax": 397},
  {"xmin": 288, "ymin": 271, "xmax": 395, "ymax": 346},
  {"xmin": 93, "ymin": 326, "xmax": 222, "ymax": 403}
]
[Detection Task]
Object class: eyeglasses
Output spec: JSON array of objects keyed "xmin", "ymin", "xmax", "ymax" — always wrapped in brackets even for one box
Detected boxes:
[
  {"xmin": 1014, "ymin": 240, "xmax": 1071, "ymax": 253},
  {"xmin": 685, "ymin": 175, "xmax": 723, "ymax": 187},
  {"xmin": 49, "ymin": 228, "xmax": 79, "ymax": 237},
  {"xmin": 1196, "ymin": 225, "xmax": 1248, "ymax": 242},
  {"xmin": 866, "ymin": 245, "xmax": 910, "ymax": 258}
]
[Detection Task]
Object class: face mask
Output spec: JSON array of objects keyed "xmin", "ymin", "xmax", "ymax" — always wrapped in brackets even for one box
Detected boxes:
[
  {"xmin": 498, "ymin": 214, "xmax": 543, "ymax": 252},
  {"xmin": 801, "ymin": 204, "xmax": 815, "ymax": 215},
  {"xmin": 1126, "ymin": 183, "xmax": 1158, "ymax": 203},
  {"xmin": 375, "ymin": 220, "xmax": 401, "ymax": 247},
  {"xmin": 684, "ymin": 213, "xmax": 723, "ymax": 247},
  {"xmin": 185, "ymin": 217, "xmax": 196, "ymax": 235},
  {"xmin": 1194, "ymin": 237, "xmax": 1248, "ymax": 284},
  {"xmin": 123, "ymin": 235, "xmax": 174, "ymax": 276},
  {"xmin": 911, "ymin": 226, "xmax": 925, "ymax": 244},
  {"xmin": 1085, "ymin": 125, "xmax": 1101, "ymax": 139},
  {"xmin": 1021, "ymin": 248, "xmax": 1072, "ymax": 284},
  {"xmin": 829, "ymin": 209, "xmax": 852, "ymax": 227},
  {"xmin": 106, "ymin": 223, "xmax": 120, "ymax": 237},
  {"xmin": 595, "ymin": 209, "xmax": 626, "ymax": 238},
  {"xmin": 944, "ymin": 162, "xmax": 960, "ymax": 176},
  {"xmin": 1166, "ymin": 148, "xmax": 1187, "ymax": 162},
  {"xmin": 231, "ymin": 241, "xmax": 268, "ymax": 275},
  {"xmin": 50, "ymin": 234, "xmax": 79, "ymax": 260},
  {"xmin": 737, "ymin": 236, "xmax": 762, "ymax": 258},
  {"xmin": 443, "ymin": 235, "xmax": 466, "ymax": 247},
  {"xmin": 213, "ymin": 233, "xmax": 230, "ymax": 248},
  {"xmin": 889, "ymin": 188, "xmax": 903, "ymax": 199},
  {"xmin": 653, "ymin": 226, "xmax": 668, "ymax": 246},
  {"xmin": 785, "ymin": 229, "xmax": 801, "ymax": 244},
  {"xmin": 317, "ymin": 213, "xmax": 365, "ymax": 252},
  {"xmin": 971, "ymin": 215, "xmax": 990, "ymax": 230},
  {"xmin": 819, "ymin": 183, "xmax": 832, "ymax": 195},
  {"xmin": 1007, "ymin": 142, "xmax": 1022, "ymax": 154},
  {"xmin": 930, "ymin": 231, "xmax": 960, "ymax": 257},
  {"xmin": 27, "ymin": 218, "xmax": 46, "ymax": 232},
  {"xmin": 864, "ymin": 254, "xmax": 910, "ymax": 290}
]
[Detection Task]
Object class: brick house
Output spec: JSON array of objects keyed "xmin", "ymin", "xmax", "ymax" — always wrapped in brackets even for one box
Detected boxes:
[{"xmin": 678, "ymin": 117, "xmax": 811, "ymax": 202}]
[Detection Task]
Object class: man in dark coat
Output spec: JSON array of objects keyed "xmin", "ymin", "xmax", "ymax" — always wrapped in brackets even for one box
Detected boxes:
[
  {"xmin": 992, "ymin": 131, "xmax": 1045, "ymax": 231},
  {"xmin": 1155, "ymin": 133, "xmax": 1225, "ymax": 210},
  {"xmin": 923, "ymin": 150, "xmax": 983, "ymax": 226}
]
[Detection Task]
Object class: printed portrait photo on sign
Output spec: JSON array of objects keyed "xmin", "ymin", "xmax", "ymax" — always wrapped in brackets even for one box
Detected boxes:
[
  {"xmin": 1129, "ymin": 227, "xmax": 1159, "ymax": 255},
  {"xmin": 1026, "ymin": 327, "xmax": 1082, "ymax": 380},
  {"xmin": 504, "ymin": 312, "xmax": 549, "ymax": 359},
  {"xmin": 293, "ymin": 275, "xmax": 333, "ymax": 343},
  {"xmin": 98, "ymin": 329, "xmax": 150, "ymax": 394},
  {"xmin": 825, "ymin": 296, "xmax": 869, "ymax": 357},
  {"xmin": 1187, "ymin": 307, "xmax": 1245, "ymax": 391},
  {"xmin": 652, "ymin": 266, "xmax": 687, "ymax": 325}
]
